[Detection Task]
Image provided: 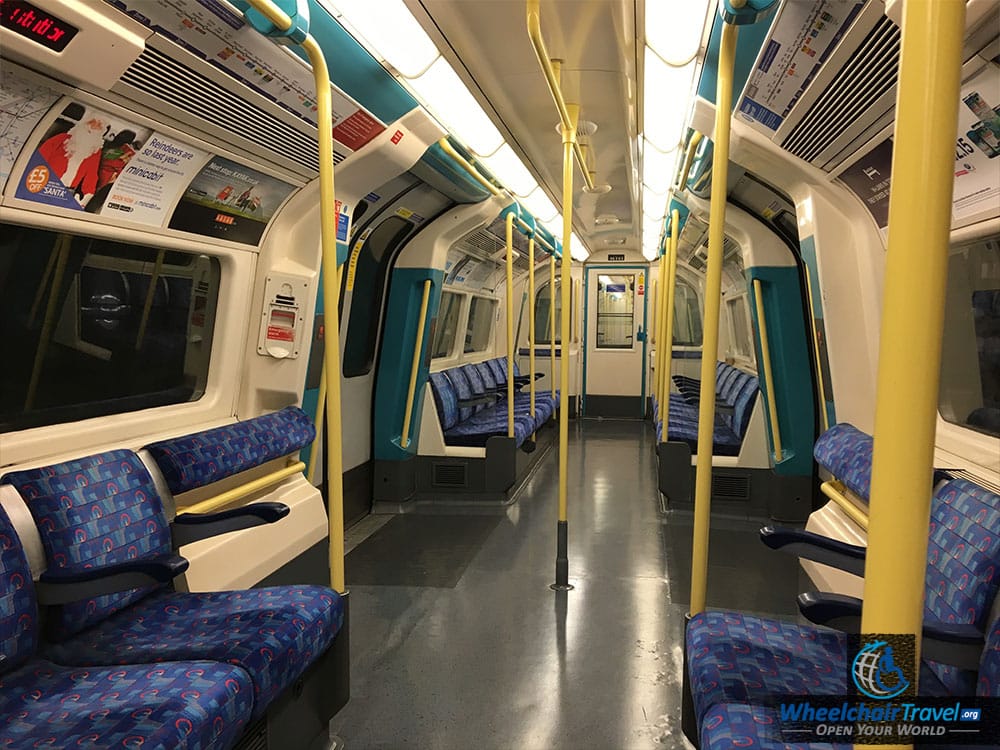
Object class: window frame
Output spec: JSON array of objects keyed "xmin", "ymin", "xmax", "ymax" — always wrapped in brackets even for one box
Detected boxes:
[
  {"xmin": 431, "ymin": 289, "xmax": 465, "ymax": 361},
  {"xmin": 464, "ymin": 294, "xmax": 497, "ymax": 354}
]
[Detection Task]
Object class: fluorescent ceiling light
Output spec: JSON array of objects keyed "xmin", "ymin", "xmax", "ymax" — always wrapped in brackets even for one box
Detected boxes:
[
  {"xmin": 408, "ymin": 57, "xmax": 504, "ymax": 156},
  {"xmin": 570, "ymin": 233, "xmax": 590, "ymax": 262},
  {"xmin": 643, "ymin": 47, "xmax": 695, "ymax": 153},
  {"xmin": 642, "ymin": 138, "xmax": 678, "ymax": 195},
  {"xmin": 522, "ymin": 187, "xmax": 560, "ymax": 224},
  {"xmin": 646, "ymin": 0, "xmax": 713, "ymax": 67},
  {"xmin": 480, "ymin": 144, "xmax": 536, "ymax": 197},
  {"xmin": 324, "ymin": 0, "xmax": 439, "ymax": 79},
  {"xmin": 643, "ymin": 245, "xmax": 659, "ymax": 261},
  {"xmin": 643, "ymin": 183, "xmax": 666, "ymax": 219}
]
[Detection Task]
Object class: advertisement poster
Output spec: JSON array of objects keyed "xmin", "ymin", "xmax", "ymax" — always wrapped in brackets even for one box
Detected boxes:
[
  {"xmin": 107, "ymin": 0, "xmax": 385, "ymax": 151},
  {"xmin": 838, "ymin": 138, "xmax": 893, "ymax": 230},
  {"xmin": 0, "ymin": 64, "xmax": 59, "ymax": 189},
  {"xmin": 168, "ymin": 155, "xmax": 295, "ymax": 244},
  {"xmin": 953, "ymin": 62, "xmax": 1000, "ymax": 224},
  {"xmin": 737, "ymin": 1, "xmax": 863, "ymax": 132},
  {"xmin": 16, "ymin": 101, "xmax": 155, "ymax": 213}
]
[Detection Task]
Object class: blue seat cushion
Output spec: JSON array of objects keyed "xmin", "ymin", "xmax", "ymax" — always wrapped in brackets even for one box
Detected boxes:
[
  {"xmin": 444, "ymin": 412, "xmax": 533, "ymax": 448},
  {"xmin": 700, "ymin": 703, "xmax": 851, "ymax": 750},
  {"xmin": 813, "ymin": 423, "xmax": 873, "ymax": 500},
  {"xmin": 3, "ymin": 450, "xmax": 171, "ymax": 640},
  {"xmin": 687, "ymin": 611, "xmax": 848, "ymax": 722},
  {"xmin": 979, "ymin": 616, "xmax": 1000, "ymax": 697},
  {"xmin": 146, "ymin": 407, "xmax": 315, "ymax": 495},
  {"xmin": 0, "ymin": 658, "xmax": 252, "ymax": 749},
  {"xmin": 44, "ymin": 586, "xmax": 344, "ymax": 721}
]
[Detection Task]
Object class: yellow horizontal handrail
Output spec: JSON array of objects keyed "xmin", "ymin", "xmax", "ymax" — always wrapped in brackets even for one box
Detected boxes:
[
  {"xmin": 526, "ymin": 0, "xmax": 596, "ymax": 192},
  {"xmin": 753, "ymin": 278, "xmax": 783, "ymax": 462},
  {"xmin": 401, "ymin": 280, "xmax": 433, "ymax": 449},
  {"xmin": 438, "ymin": 138, "xmax": 502, "ymax": 196},
  {"xmin": 820, "ymin": 480, "xmax": 869, "ymax": 531},
  {"xmin": 176, "ymin": 461, "xmax": 307, "ymax": 516},
  {"xmin": 677, "ymin": 131, "xmax": 703, "ymax": 192}
]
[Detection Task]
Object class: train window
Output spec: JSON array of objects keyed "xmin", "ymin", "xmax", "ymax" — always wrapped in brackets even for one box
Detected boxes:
[
  {"xmin": 940, "ymin": 237, "xmax": 1000, "ymax": 437},
  {"xmin": 464, "ymin": 296, "xmax": 495, "ymax": 353},
  {"xmin": 343, "ymin": 216, "xmax": 413, "ymax": 377},
  {"xmin": 727, "ymin": 294, "xmax": 753, "ymax": 360},
  {"xmin": 596, "ymin": 274, "xmax": 635, "ymax": 349},
  {"xmin": 673, "ymin": 278, "xmax": 703, "ymax": 346},
  {"xmin": 534, "ymin": 282, "xmax": 572, "ymax": 344},
  {"xmin": 432, "ymin": 291, "xmax": 462, "ymax": 359},
  {"xmin": 0, "ymin": 223, "xmax": 219, "ymax": 433}
]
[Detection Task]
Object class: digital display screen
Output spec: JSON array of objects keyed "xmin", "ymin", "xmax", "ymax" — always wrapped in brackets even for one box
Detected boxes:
[{"xmin": 1, "ymin": 0, "xmax": 79, "ymax": 52}]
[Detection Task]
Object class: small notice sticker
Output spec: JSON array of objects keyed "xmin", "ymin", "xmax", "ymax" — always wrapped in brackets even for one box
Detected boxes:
[{"xmin": 345, "ymin": 228, "xmax": 372, "ymax": 291}]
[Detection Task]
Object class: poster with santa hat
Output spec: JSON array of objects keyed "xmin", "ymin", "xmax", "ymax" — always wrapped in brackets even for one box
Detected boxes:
[{"xmin": 16, "ymin": 101, "xmax": 153, "ymax": 212}]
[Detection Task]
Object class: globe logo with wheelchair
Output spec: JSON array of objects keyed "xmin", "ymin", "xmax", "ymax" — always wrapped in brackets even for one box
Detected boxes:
[{"xmin": 851, "ymin": 640, "xmax": 910, "ymax": 700}]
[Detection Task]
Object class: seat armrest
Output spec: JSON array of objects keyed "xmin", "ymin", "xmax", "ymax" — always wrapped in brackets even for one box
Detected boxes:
[
  {"xmin": 921, "ymin": 622, "xmax": 985, "ymax": 671},
  {"xmin": 458, "ymin": 394, "xmax": 499, "ymax": 407},
  {"xmin": 760, "ymin": 526, "xmax": 867, "ymax": 576},
  {"xmin": 798, "ymin": 591, "xmax": 863, "ymax": 632},
  {"xmin": 172, "ymin": 502, "xmax": 290, "ymax": 546},
  {"xmin": 717, "ymin": 403, "xmax": 735, "ymax": 417},
  {"xmin": 36, "ymin": 553, "xmax": 189, "ymax": 605}
]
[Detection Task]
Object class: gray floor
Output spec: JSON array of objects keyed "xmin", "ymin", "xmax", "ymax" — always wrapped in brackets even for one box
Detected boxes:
[{"xmin": 331, "ymin": 419, "xmax": 804, "ymax": 749}]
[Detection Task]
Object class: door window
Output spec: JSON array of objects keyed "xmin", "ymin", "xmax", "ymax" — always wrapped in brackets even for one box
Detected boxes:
[{"xmin": 596, "ymin": 274, "xmax": 635, "ymax": 349}]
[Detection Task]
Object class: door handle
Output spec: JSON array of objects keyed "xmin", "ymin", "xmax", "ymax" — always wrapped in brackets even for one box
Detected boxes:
[{"xmin": 636, "ymin": 327, "xmax": 646, "ymax": 342}]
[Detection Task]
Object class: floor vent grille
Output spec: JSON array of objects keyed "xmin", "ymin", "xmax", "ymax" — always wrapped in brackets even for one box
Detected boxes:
[
  {"xmin": 433, "ymin": 463, "xmax": 468, "ymax": 488},
  {"xmin": 712, "ymin": 473, "xmax": 751, "ymax": 501}
]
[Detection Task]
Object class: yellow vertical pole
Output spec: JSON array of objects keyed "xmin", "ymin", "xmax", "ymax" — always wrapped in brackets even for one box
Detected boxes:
[
  {"xmin": 135, "ymin": 248, "xmax": 166, "ymax": 351},
  {"xmin": 860, "ymin": 0, "xmax": 965, "ymax": 720},
  {"xmin": 306, "ymin": 266, "xmax": 343, "ymax": 486},
  {"xmin": 654, "ymin": 248, "xmax": 667, "ymax": 409},
  {"xmin": 689, "ymin": 20, "xmax": 738, "ymax": 616},
  {"xmin": 661, "ymin": 209, "xmax": 680, "ymax": 439},
  {"xmin": 243, "ymin": 0, "xmax": 345, "ymax": 592},
  {"xmin": 552, "ymin": 102, "xmax": 577, "ymax": 590},
  {"xmin": 549, "ymin": 256, "xmax": 556, "ymax": 400},
  {"xmin": 505, "ymin": 212, "xmax": 516, "ymax": 438},
  {"xmin": 529, "ymin": 237, "xmax": 537, "ymax": 437},
  {"xmin": 803, "ymin": 271, "xmax": 830, "ymax": 432},
  {"xmin": 401, "ymin": 280, "xmax": 432, "ymax": 448},
  {"xmin": 752, "ymin": 278, "xmax": 783, "ymax": 461}
]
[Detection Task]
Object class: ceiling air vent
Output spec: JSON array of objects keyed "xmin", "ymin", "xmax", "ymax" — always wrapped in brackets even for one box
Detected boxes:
[
  {"xmin": 780, "ymin": 15, "xmax": 900, "ymax": 170},
  {"xmin": 458, "ymin": 228, "xmax": 505, "ymax": 258},
  {"xmin": 118, "ymin": 46, "xmax": 346, "ymax": 175},
  {"xmin": 432, "ymin": 463, "xmax": 468, "ymax": 488}
]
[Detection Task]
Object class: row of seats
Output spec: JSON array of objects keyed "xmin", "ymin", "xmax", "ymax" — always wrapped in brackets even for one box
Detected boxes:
[
  {"xmin": 685, "ymin": 423, "xmax": 1000, "ymax": 748},
  {"xmin": 429, "ymin": 357, "xmax": 559, "ymax": 449},
  {"xmin": 653, "ymin": 361, "xmax": 759, "ymax": 456},
  {"xmin": 1, "ymin": 407, "xmax": 344, "ymax": 748}
]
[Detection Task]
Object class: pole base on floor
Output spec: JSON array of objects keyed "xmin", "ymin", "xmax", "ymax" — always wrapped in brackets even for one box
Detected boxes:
[{"xmin": 551, "ymin": 520, "xmax": 573, "ymax": 590}]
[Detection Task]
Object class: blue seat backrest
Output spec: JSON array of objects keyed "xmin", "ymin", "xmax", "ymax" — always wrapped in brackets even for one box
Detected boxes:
[
  {"xmin": 511, "ymin": 360, "xmax": 522, "ymax": 377},
  {"xmin": 0, "ymin": 504, "xmax": 37, "ymax": 674},
  {"xmin": 146, "ymin": 407, "xmax": 315, "ymax": 496},
  {"xmin": 925, "ymin": 479, "xmax": 1000, "ymax": 628},
  {"xmin": 924, "ymin": 479, "xmax": 1000, "ymax": 693},
  {"xmin": 475, "ymin": 362, "xmax": 497, "ymax": 390},
  {"xmin": 813, "ymin": 423, "xmax": 874, "ymax": 500},
  {"xmin": 716, "ymin": 366, "xmax": 742, "ymax": 401},
  {"xmin": 445, "ymin": 368, "xmax": 476, "ymax": 422},
  {"xmin": 730, "ymin": 375, "xmax": 759, "ymax": 440},
  {"xmin": 979, "ymin": 615, "xmax": 1000, "ymax": 696},
  {"xmin": 429, "ymin": 372, "xmax": 459, "ymax": 431},
  {"xmin": 486, "ymin": 358, "xmax": 505, "ymax": 384},
  {"xmin": 2, "ymin": 450, "xmax": 170, "ymax": 640},
  {"xmin": 461, "ymin": 365, "xmax": 489, "ymax": 415}
]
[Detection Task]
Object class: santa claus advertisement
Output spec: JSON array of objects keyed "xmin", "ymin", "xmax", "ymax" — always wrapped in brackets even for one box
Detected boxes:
[{"xmin": 16, "ymin": 101, "xmax": 153, "ymax": 212}]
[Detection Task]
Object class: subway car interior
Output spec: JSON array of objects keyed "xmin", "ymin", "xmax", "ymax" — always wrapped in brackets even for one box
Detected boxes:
[{"xmin": 1, "ymin": 0, "xmax": 1000, "ymax": 748}]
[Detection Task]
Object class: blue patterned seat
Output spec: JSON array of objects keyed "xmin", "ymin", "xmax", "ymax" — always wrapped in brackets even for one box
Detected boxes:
[
  {"xmin": 687, "ymin": 478, "xmax": 1000, "ymax": 727},
  {"xmin": 146, "ymin": 407, "xmax": 316, "ymax": 495},
  {"xmin": 813, "ymin": 423, "xmax": 873, "ymax": 500},
  {"xmin": 2, "ymin": 450, "xmax": 345, "ymax": 722},
  {"xmin": 0, "ymin": 503, "xmax": 253, "ymax": 749},
  {"xmin": 700, "ymin": 703, "xmax": 851, "ymax": 750}
]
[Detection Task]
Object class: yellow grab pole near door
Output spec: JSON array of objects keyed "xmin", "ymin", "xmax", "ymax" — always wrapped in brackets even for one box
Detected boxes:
[
  {"xmin": 654, "ymin": 249, "xmax": 667, "ymax": 408},
  {"xmin": 549, "ymin": 256, "xmax": 557, "ymax": 400},
  {"xmin": 244, "ymin": 0, "xmax": 345, "ymax": 593},
  {"xmin": 861, "ymin": 0, "xmax": 965, "ymax": 716},
  {"xmin": 529, "ymin": 237, "xmax": 537, "ymax": 437},
  {"xmin": 661, "ymin": 209, "xmax": 680, "ymax": 439},
  {"xmin": 752, "ymin": 278, "xmax": 783, "ymax": 461},
  {"xmin": 505, "ymin": 212, "xmax": 516, "ymax": 438},
  {"xmin": 689, "ymin": 19, "xmax": 739, "ymax": 617},
  {"xmin": 401, "ymin": 280, "xmax": 432, "ymax": 449}
]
